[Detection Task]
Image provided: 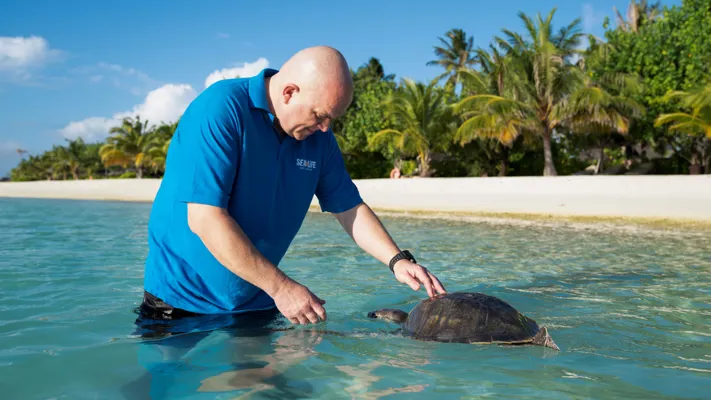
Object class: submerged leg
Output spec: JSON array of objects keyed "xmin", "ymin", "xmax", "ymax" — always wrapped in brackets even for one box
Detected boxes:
[{"xmin": 531, "ymin": 327, "xmax": 560, "ymax": 351}]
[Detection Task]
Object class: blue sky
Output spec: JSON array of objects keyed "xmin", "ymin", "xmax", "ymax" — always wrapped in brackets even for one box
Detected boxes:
[{"xmin": 0, "ymin": 0, "xmax": 681, "ymax": 177}]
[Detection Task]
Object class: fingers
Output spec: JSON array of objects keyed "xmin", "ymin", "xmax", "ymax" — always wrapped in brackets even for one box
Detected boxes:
[
  {"xmin": 428, "ymin": 271, "xmax": 447, "ymax": 294},
  {"xmin": 398, "ymin": 264, "xmax": 445, "ymax": 298},
  {"xmin": 287, "ymin": 299, "xmax": 327, "ymax": 326},
  {"xmin": 415, "ymin": 268, "xmax": 435, "ymax": 297},
  {"xmin": 312, "ymin": 299, "xmax": 327, "ymax": 321},
  {"xmin": 291, "ymin": 316, "xmax": 308, "ymax": 325},
  {"xmin": 401, "ymin": 273, "xmax": 420, "ymax": 291},
  {"xmin": 305, "ymin": 311, "xmax": 320, "ymax": 324}
]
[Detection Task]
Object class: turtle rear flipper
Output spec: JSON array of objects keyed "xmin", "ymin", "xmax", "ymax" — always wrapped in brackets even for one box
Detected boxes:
[{"xmin": 532, "ymin": 327, "xmax": 560, "ymax": 351}]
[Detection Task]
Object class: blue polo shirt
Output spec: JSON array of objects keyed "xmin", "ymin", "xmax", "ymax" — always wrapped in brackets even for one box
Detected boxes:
[{"xmin": 143, "ymin": 68, "xmax": 363, "ymax": 314}]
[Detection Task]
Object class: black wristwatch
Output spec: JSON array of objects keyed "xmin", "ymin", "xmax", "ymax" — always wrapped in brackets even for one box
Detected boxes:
[{"xmin": 389, "ymin": 250, "xmax": 417, "ymax": 273}]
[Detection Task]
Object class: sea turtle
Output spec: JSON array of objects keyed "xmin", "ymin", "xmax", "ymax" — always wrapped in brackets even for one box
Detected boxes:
[{"xmin": 367, "ymin": 292, "xmax": 560, "ymax": 350}]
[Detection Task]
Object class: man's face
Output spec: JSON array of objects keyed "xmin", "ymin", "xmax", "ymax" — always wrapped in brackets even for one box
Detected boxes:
[{"xmin": 277, "ymin": 83, "xmax": 347, "ymax": 140}]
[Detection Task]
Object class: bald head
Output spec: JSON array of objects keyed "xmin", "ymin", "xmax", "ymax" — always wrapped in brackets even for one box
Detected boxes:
[
  {"xmin": 267, "ymin": 46, "xmax": 353, "ymax": 140},
  {"xmin": 280, "ymin": 46, "xmax": 353, "ymax": 100}
]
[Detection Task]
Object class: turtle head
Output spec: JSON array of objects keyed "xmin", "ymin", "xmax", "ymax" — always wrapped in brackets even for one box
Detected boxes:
[{"xmin": 367, "ymin": 308, "xmax": 408, "ymax": 324}]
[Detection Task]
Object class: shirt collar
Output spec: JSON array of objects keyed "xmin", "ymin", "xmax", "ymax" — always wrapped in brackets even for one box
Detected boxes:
[{"xmin": 248, "ymin": 68, "xmax": 279, "ymax": 113}]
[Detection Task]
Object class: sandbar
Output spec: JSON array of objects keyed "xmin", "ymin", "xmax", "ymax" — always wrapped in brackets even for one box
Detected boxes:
[{"xmin": 1, "ymin": 175, "xmax": 710, "ymax": 229}]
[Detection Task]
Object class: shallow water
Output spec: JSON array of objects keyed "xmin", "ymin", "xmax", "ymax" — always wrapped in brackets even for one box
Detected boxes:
[{"xmin": 1, "ymin": 197, "xmax": 710, "ymax": 399}]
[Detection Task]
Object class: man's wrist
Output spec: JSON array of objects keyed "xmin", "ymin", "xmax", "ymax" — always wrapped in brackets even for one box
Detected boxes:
[
  {"xmin": 266, "ymin": 271, "xmax": 291, "ymax": 298},
  {"xmin": 388, "ymin": 250, "xmax": 417, "ymax": 273}
]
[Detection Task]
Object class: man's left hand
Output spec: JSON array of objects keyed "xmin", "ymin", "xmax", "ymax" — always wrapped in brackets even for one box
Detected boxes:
[{"xmin": 393, "ymin": 261, "xmax": 446, "ymax": 297}]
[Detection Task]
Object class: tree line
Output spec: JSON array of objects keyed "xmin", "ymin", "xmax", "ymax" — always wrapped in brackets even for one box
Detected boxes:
[{"xmin": 8, "ymin": 0, "xmax": 711, "ymax": 182}]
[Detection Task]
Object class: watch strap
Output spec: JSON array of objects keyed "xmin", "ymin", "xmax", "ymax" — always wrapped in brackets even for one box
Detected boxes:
[{"xmin": 389, "ymin": 250, "xmax": 417, "ymax": 273}]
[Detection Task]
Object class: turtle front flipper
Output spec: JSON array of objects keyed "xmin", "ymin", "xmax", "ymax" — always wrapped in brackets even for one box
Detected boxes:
[
  {"xmin": 367, "ymin": 309, "xmax": 408, "ymax": 324},
  {"xmin": 531, "ymin": 327, "xmax": 560, "ymax": 351}
]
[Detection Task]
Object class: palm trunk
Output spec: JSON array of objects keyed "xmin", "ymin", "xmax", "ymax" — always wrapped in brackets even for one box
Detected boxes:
[
  {"xmin": 542, "ymin": 128, "xmax": 557, "ymax": 176},
  {"xmin": 595, "ymin": 138, "xmax": 607, "ymax": 175},
  {"xmin": 137, "ymin": 166, "xmax": 144, "ymax": 179},
  {"xmin": 418, "ymin": 151, "xmax": 431, "ymax": 177},
  {"xmin": 497, "ymin": 73, "xmax": 508, "ymax": 177},
  {"xmin": 689, "ymin": 151, "xmax": 701, "ymax": 175},
  {"xmin": 499, "ymin": 146, "xmax": 509, "ymax": 176}
]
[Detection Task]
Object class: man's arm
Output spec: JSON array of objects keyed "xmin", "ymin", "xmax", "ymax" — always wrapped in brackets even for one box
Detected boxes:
[
  {"xmin": 187, "ymin": 203, "xmax": 288, "ymax": 298},
  {"xmin": 333, "ymin": 202, "xmax": 446, "ymax": 297},
  {"xmin": 187, "ymin": 203, "xmax": 327, "ymax": 325}
]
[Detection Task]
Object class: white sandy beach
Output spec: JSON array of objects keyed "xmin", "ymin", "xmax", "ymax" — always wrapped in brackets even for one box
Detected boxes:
[{"xmin": 1, "ymin": 175, "xmax": 710, "ymax": 224}]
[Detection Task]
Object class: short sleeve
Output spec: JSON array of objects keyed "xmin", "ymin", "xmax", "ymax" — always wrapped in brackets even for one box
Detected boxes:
[
  {"xmin": 315, "ymin": 131, "xmax": 363, "ymax": 213},
  {"xmin": 174, "ymin": 91, "xmax": 241, "ymax": 209}
]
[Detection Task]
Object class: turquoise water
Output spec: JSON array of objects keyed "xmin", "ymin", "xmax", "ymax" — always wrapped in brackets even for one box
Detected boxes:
[{"xmin": 1, "ymin": 197, "xmax": 710, "ymax": 399}]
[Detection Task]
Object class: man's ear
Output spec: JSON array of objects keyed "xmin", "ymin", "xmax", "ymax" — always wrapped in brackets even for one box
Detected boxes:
[{"xmin": 282, "ymin": 83, "xmax": 299, "ymax": 104}]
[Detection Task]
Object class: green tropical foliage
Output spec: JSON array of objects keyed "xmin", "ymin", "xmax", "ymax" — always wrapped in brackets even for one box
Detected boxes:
[
  {"xmin": 7, "ymin": 0, "xmax": 711, "ymax": 181},
  {"xmin": 427, "ymin": 28, "xmax": 477, "ymax": 92},
  {"xmin": 655, "ymin": 82, "xmax": 711, "ymax": 173},
  {"xmin": 368, "ymin": 78, "xmax": 454, "ymax": 177}
]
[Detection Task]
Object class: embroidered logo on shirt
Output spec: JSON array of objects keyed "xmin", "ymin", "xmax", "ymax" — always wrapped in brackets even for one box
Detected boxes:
[{"xmin": 296, "ymin": 158, "xmax": 317, "ymax": 171}]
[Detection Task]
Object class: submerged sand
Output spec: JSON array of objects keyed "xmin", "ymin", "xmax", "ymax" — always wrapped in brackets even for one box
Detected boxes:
[{"xmin": 1, "ymin": 175, "xmax": 710, "ymax": 229}]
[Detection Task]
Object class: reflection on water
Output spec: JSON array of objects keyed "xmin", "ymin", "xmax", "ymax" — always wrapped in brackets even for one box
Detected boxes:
[{"xmin": 0, "ymin": 198, "xmax": 710, "ymax": 399}]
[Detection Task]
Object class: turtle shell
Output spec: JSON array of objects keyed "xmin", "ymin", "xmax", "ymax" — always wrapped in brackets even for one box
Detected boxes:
[{"xmin": 401, "ymin": 292, "xmax": 540, "ymax": 343}]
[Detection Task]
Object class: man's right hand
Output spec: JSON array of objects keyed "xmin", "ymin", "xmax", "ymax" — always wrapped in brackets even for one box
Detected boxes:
[{"xmin": 271, "ymin": 278, "xmax": 327, "ymax": 325}]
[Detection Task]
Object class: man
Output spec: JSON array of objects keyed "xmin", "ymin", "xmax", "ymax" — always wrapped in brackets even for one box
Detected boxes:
[{"xmin": 139, "ymin": 46, "xmax": 445, "ymax": 330}]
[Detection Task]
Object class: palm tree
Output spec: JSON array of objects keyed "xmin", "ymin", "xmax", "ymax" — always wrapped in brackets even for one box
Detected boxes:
[
  {"xmin": 454, "ymin": 45, "xmax": 530, "ymax": 176},
  {"xmin": 49, "ymin": 146, "xmax": 70, "ymax": 180},
  {"xmin": 613, "ymin": 0, "xmax": 662, "ymax": 33},
  {"xmin": 147, "ymin": 139, "xmax": 172, "ymax": 175},
  {"xmin": 81, "ymin": 143, "xmax": 104, "ymax": 179},
  {"xmin": 426, "ymin": 28, "xmax": 477, "ymax": 92},
  {"xmin": 457, "ymin": 9, "xmax": 644, "ymax": 176},
  {"xmin": 153, "ymin": 120, "xmax": 178, "ymax": 144},
  {"xmin": 655, "ymin": 82, "xmax": 711, "ymax": 173},
  {"xmin": 555, "ymin": 34, "xmax": 646, "ymax": 173},
  {"xmin": 655, "ymin": 83, "xmax": 711, "ymax": 139},
  {"xmin": 560, "ymin": 71, "xmax": 645, "ymax": 173},
  {"xmin": 485, "ymin": 8, "xmax": 586, "ymax": 175},
  {"xmin": 145, "ymin": 120, "xmax": 178, "ymax": 174},
  {"xmin": 354, "ymin": 57, "xmax": 395, "ymax": 83},
  {"xmin": 368, "ymin": 78, "xmax": 452, "ymax": 177},
  {"xmin": 99, "ymin": 116, "xmax": 155, "ymax": 178},
  {"xmin": 60, "ymin": 138, "xmax": 87, "ymax": 180}
]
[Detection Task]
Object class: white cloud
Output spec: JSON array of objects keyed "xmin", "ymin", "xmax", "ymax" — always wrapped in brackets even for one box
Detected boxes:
[
  {"xmin": 60, "ymin": 83, "xmax": 197, "ymax": 141},
  {"xmin": 59, "ymin": 117, "xmax": 118, "ymax": 141},
  {"xmin": 204, "ymin": 57, "xmax": 268, "ymax": 88},
  {"xmin": 59, "ymin": 57, "xmax": 269, "ymax": 141},
  {"xmin": 116, "ymin": 84, "xmax": 195, "ymax": 125},
  {"xmin": 0, "ymin": 36, "xmax": 61, "ymax": 69},
  {"xmin": 0, "ymin": 36, "xmax": 64, "ymax": 84}
]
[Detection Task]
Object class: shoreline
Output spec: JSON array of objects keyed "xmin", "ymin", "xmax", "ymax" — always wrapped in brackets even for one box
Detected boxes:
[{"xmin": 1, "ymin": 176, "xmax": 710, "ymax": 230}]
